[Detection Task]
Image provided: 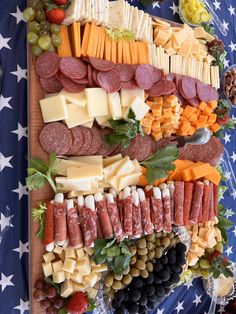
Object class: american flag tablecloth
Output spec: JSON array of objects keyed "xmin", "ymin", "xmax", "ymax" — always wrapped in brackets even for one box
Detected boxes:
[{"xmin": 0, "ymin": 0, "xmax": 235, "ymax": 313}]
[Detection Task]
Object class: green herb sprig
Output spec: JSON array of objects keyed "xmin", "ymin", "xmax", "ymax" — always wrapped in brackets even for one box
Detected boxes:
[
  {"xmin": 32, "ymin": 202, "xmax": 47, "ymax": 240},
  {"xmin": 217, "ymin": 204, "xmax": 234, "ymax": 246},
  {"xmin": 94, "ymin": 238, "xmax": 131, "ymax": 275},
  {"xmin": 141, "ymin": 146, "xmax": 179, "ymax": 184},
  {"xmin": 26, "ymin": 153, "xmax": 58, "ymax": 193}
]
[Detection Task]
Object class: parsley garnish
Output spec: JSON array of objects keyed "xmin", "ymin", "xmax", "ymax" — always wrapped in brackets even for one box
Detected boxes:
[{"xmin": 32, "ymin": 202, "xmax": 47, "ymax": 240}]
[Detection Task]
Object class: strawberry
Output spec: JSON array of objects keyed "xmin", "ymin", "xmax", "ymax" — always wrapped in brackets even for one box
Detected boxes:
[
  {"xmin": 54, "ymin": 0, "xmax": 68, "ymax": 4},
  {"xmin": 208, "ymin": 251, "xmax": 228, "ymax": 263},
  {"xmin": 46, "ymin": 8, "xmax": 65, "ymax": 24},
  {"xmin": 66, "ymin": 292, "xmax": 88, "ymax": 314},
  {"xmin": 217, "ymin": 114, "xmax": 230, "ymax": 125}
]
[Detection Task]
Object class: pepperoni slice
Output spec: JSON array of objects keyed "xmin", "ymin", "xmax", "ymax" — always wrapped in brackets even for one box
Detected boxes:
[
  {"xmin": 66, "ymin": 126, "xmax": 84, "ymax": 155},
  {"xmin": 88, "ymin": 64, "xmax": 97, "ymax": 87},
  {"xmin": 121, "ymin": 79, "xmax": 138, "ymax": 90},
  {"xmin": 75, "ymin": 127, "xmax": 93, "ymax": 155},
  {"xmin": 59, "ymin": 57, "xmax": 87, "ymax": 79},
  {"xmin": 40, "ymin": 76, "xmax": 63, "ymax": 93},
  {"xmin": 89, "ymin": 57, "xmax": 115, "ymax": 71},
  {"xmin": 196, "ymin": 81, "xmax": 214, "ymax": 102},
  {"xmin": 86, "ymin": 127, "xmax": 102, "ymax": 155},
  {"xmin": 97, "ymin": 70, "xmax": 121, "ymax": 93},
  {"xmin": 135, "ymin": 65, "xmax": 154, "ymax": 90},
  {"xmin": 36, "ymin": 52, "xmax": 60, "ymax": 78},
  {"xmin": 115, "ymin": 64, "xmax": 134, "ymax": 82},
  {"xmin": 59, "ymin": 73, "xmax": 86, "ymax": 93},
  {"xmin": 146, "ymin": 79, "xmax": 166, "ymax": 97},
  {"xmin": 71, "ymin": 76, "xmax": 89, "ymax": 85},
  {"xmin": 92, "ymin": 69, "xmax": 100, "ymax": 86},
  {"xmin": 96, "ymin": 128, "xmax": 116, "ymax": 157},
  {"xmin": 166, "ymin": 73, "xmax": 175, "ymax": 82},
  {"xmin": 180, "ymin": 76, "xmax": 196, "ymax": 99},
  {"xmin": 188, "ymin": 97, "xmax": 200, "ymax": 107},
  {"xmin": 163, "ymin": 80, "xmax": 176, "ymax": 95},
  {"xmin": 153, "ymin": 68, "xmax": 163, "ymax": 83}
]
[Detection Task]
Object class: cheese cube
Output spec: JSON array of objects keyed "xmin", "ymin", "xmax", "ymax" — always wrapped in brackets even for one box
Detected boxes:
[
  {"xmin": 85, "ymin": 88, "xmax": 108, "ymax": 117},
  {"xmin": 54, "ymin": 158, "xmax": 87, "ymax": 176},
  {"xmin": 114, "ymin": 157, "xmax": 135, "ymax": 177},
  {"xmin": 96, "ymin": 272, "xmax": 103, "ymax": 281},
  {"xmin": 95, "ymin": 114, "xmax": 111, "ymax": 126},
  {"xmin": 70, "ymin": 271, "xmax": 83, "ymax": 283},
  {"xmin": 60, "ymin": 89, "xmax": 86, "ymax": 107},
  {"xmin": 84, "ymin": 272, "xmax": 98, "ymax": 287},
  {"xmin": 92, "ymin": 264, "xmax": 108, "ymax": 273},
  {"xmin": 63, "ymin": 258, "xmax": 76, "ymax": 273},
  {"xmin": 56, "ymin": 177, "xmax": 92, "ymax": 192},
  {"xmin": 187, "ymin": 252, "xmax": 198, "ymax": 266},
  {"xmin": 103, "ymin": 158, "xmax": 126, "ymax": 181},
  {"xmin": 76, "ymin": 248, "xmax": 85, "ymax": 259},
  {"xmin": 120, "ymin": 88, "xmax": 145, "ymax": 107},
  {"xmin": 76, "ymin": 256, "xmax": 91, "ymax": 276},
  {"xmin": 108, "ymin": 92, "xmax": 122, "ymax": 120},
  {"xmin": 198, "ymin": 227, "xmax": 208, "ymax": 238},
  {"xmin": 89, "ymin": 257, "xmax": 96, "ymax": 267},
  {"xmin": 83, "ymin": 247, "xmax": 94, "ymax": 256},
  {"xmin": 103, "ymin": 154, "xmax": 123, "ymax": 167},
  {"xmin": 42, "ymin": 262, "xmax": 53, "ymax": 277},
  {"xmin": 65, "ymin": 247, "xmax": 77, "ymax": 259},
  {"xmin": 195, "ymin": 246, "xmax": 205, "ymax": 257},
  {"xmin": 61, "ymin": 280, "xmax": 74, "ymax": 297},
  {"xmin": 194, "ymin": 27, "xmax": 206, "ymax": 39},
  {"xmin": 64, "ymin": 272, "xmax": 71, "ymax": 280},
  {"xmin": 189, "ymin": 244, "xmax": 199, "ymax": 253},
  {"xmin": 207, "ymin": 237, "xmax": 217, "ymax": 248},
  {"xmin": 52, "ymin": 260, "xmax": 63, "ymax": 273},
  {"xmin": 126, "ymin": 97, "xmax": 150, "ymax": 121},
  {"xmin": 43, "ymin": 252, "xmax": 56, "ymax": 263},
  {"xmin": 118, "ymin": 172, "xmax": 142, "ymax": 191},
  {"xmin": 73, "ymin": 282, "xmax": 87, "ymax": 292},
  {"xmin": 64, "ymin": 103, "xmax": 93, "ymax": 128},
  {"xmin": 70, "ymin": 156, "xmax": 103, "ymax": 165},
  {"xmin": 88, "ymin": 288, "xmax": 98, "ymax": 299},
  {"xmin": 53, "ymin": 246, "xmax": 64, "ymax": 255},
  {"xmin": 214, "ymin": 227, "xmax": 222, "ymax": 242},
  {"xmin": 67, "ymin": 164, "xmax": 103, "ymax": 181},
  {"xmin": 40, "ymin": 95, "xmax": 68, "ymax": 123},
  {"xmin": 58, "ymin": 250, "xmax": 65, "ymax": 261},
  {"xmin": 53, "ymin": 271, "xmax": 65, "ymax": 283},
  {"xmin": 80, "ymin": 119, "xmax": 94, "ymax": 128}
]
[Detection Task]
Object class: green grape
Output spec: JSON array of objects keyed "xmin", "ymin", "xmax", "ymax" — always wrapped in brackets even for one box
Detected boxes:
[
  {"xmin": 35, "ymin": 9, "xmax": 45, "ymax": 22},
  {"xmin": 27, "ymin": 32, "xmax": 39, "ymax": 45},
  {"xmin": 200, "ymin": 269, "xmax": 209, "ymax": 279},
  {"xmin": 214, "ymin": 242, "xmax": 223, "ymax": 253},
  {"xmin": 206, "ymin": 247, "xmax": 215, "ymax": 254},
  {"xmin": 40, "ymin": 20, "xmax": 50, "ymax": 32},
  {"xmin": 199, "ymin": 258, "xmax": 210, "ymax": 269},
  {"xmin": 51, "ymin": 34, "xmax": 61, "ymax": 47},
  {"xmin": 191, "ymin": 262, "xmax": 199, "ymax": 269},
  {"xmin": 50, "ymin": 24, "xmax": 60, "ymax": 34},
  {"xmin": 47, "ymin": 43, "xmax": 56, "ymax": 52},
  {"xmin": 29, "ymin": 21, "xmax": 41, "ymax": 33},
  {"xmin": 23, "ymin": 7, "xmax": 35, "ymax": 22},
  {"xmin": 32, "ymin": 44, "xmax": 43, "ymax": 56},
  {"xmin": 38, "ymin": 35, "xmax": 51, "ymax": 50},
  {"xmin": 39, "ymin": 30, "xmax": 49, "ymax": 36}
]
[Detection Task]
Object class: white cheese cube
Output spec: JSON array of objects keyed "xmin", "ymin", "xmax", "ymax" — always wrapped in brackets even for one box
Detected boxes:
[
  {"xmin": 120, "ymin": 88, "xmax": 145, "ymax": 107},
  {"xmin": 115, "ymin": 157, "xmax": 135, "ymax": 177},
  {"xmin": 132, "ymin": 159, "xmax": 142, "ymax": 172},
  {"xmin": 73, "ymin": 282, "xmax": 87, "ymax": 292},
  {"xmin": 76, "ymin": 256, "xmax": 91, "ymax": 276},
  {"xmin": 54, "ymin": 158, "xmax": 87, "ymax": 176},
  {"xmin": 70, "ymin": 271, "xmax": 83, "ymax": 283},
  {"xmin": 83, "ymin": 247, "xmax": 94, "ymax": 256},
  {"xmin": 85, "ymin": 88, "xmax": 108, "ymax": 117},
  {"xmin": 88, "ymin": 287, "xmax": 98, "ymax": 299},
  {"xmin": 103, "ymin": 154, "xmax": 123, "ymax": 167},
  {"xmin": 118, "ymin": 172, "xmax": 142, "ymax": 191},
  {"xmin": 76, "ymin": 248, "xmax": 85, "ymax": 259},
  {"xmin": 65, "ymin": 103, "xmax": 93, "ymax": 129},
  {"xmin": 42, "ymin": 262, "xmax": 53, "ymax": 277},
  {"xmin": 128, "ymin": 97, "xmax": 150, "ymax": 121},
  {"xmin": 52, "ymin": 260, "xmax": 63, "ymax": 273},
  {"xmin": 84, "ymin": 272, "xmax": 98, "ymax": 287},
  {"xmin": 92, "ymin": 264, "xmax": 108, "ymax": 273},
  {"xmin": 65, "ymin": 247, "xmax": 77, "ymax": 259},
  {"xmin": 64, "ymin": 272, "xmax": 71, "ymax": 280},
  {"xmin": 187, "ymin": 252, "xmax": 199, "ymax": 266},
  {"xmin": 63, "ymin": 258, "xmax": 76, "ymax": 273},
  {"xmin": 61, "ymin": 280, "xmax": 74, "ymax": 297},
  {"xmin": 67, "ymin": 164, "xmax": 103, "ymax": 181},
  {"xmin": 58, "ymin": 250, "xmax": 65, "ymax": 261},
  {"xmin": 214, "ymin": 227, "xmax": 222, "ymax": 242},
  {"xmin": 207, "ymin": 237, "xmax": 217, "ymax": 248},
  {"xmin": 60, "ymin": 89, "xmax": 86, "ymax": 107},
  {"xmin": 53, "ymin": 246, "xmax": 64, "ymax": 255},
  {"xmin": 108, "ymin": 92, "xmax": 122, "ymax": 120},
  {"xmin": 95, "ymin": 115, "xmax": 111, "ymax": 126},
  {"xmin": 40, "ymin": 95, "xmax": 68, "ymax": 123},
  {"xmin": 43, "ymin": 252, "xmax": 56, "ymax": 263},
  {"xmin": 89, "ymin": 257, "xmax": 96, "ymax": 267},
  {"xmin": 53, "ymin": 271, "xmax": 65, "ymax": 283},
  {"xmin": 80, "ymin": 119, "xmax": 94, "ymax": 128},
  {"xmin": 103, "ymin": 158, "xmax": 126, "ymax": 181}
]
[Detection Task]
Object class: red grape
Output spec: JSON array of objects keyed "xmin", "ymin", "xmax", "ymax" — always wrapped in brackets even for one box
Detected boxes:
[
  {"xmin": 33, "ymin": 289, "xmax": 46, "ymax": 301},
  {"xmin": 52, "ymin": 296, "xmax": 64, "ymax": 309},
  {"xmin": 40, "ymin": 298, "xmax": 51, "ymax": 309},
  {"xmin": 34, "ymin": 279, "xmax": 45, "ymax": 289},
  {"xmin": 46, "ymin": 307, "xmax": 57, "ymax": 314},
  {"xmin": 46, "ymin": 286, "xmax": 57, "ymax": 298}
]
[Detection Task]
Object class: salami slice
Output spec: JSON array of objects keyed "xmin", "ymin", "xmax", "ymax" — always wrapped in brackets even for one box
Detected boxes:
[
  {"xmin": 163, "ymin": 80, "xmax": 176, "ymax": 95},
  {"xmin": 97, "ymin": 70, "xmax": 121, "ymax": 93},
  {"xmin": 180, "ymin": 76, "xmax": 196, "ymax": 99},
  {"xmin": 115, "ymin": 64, "xmax": 134, "ymax": 82},
  {"xmin": 79, "ymin": 207, "xmax": 97, "ymax": 247},
  {"xmin": 66, "ymin": 126, "xmax": 84, "ymax": 155},
  {"xmin": 202, "ymin": 181, "xmax": 211, "ymax": 222},
  {"xmin": 145, "ymin": 79, "xmax": 166, "ymax": 97},
  {"xmin": 86, "ymin": 127, "xmax": 102, "ymax": 155},
  {"xmin": 36, "ymin": 52, "xmax": 60, "ymax": 78},
  {"xmin": 150, "ymin": 191, "xmax": 163, "ymax": 231},
  {"xmin": 106, "ymin": 194, "xmax": 124, "ymax": 242},
  {"xmin": 161, "ymin": 187, "xmax": 172, "ymax": 233},
  {"xmin": 59, "ymin": 57, "xmax": 87, "ymax": 79},
  {"xmin": 209, "ymin": 87, "xmax": 219, "ymax": 101},
  {"xmin": 188, "ymin": 97, "xmax": 200, "ymax": 107},
  {"xmin": 189, "ymin": 181, "xmax": 204, "ymax": 224},
  {"xmin": 132, "ymin": 191, "xmax": 143, "ymax": 237},
  {"xmin": 89, "ymin": 57, "xmax": 115, "ymax": 71},
  {"xmin": 117, "ymin": 192, "xmax": 123, "ymax": 229},
  {"xmin": 137, "ymin": 188, "xmax": 154, "ymax": 235},
  {"xmin": 60, "ymin": 73, "xmax": 86, "ymax": 93},
  {"xmin": 167, "ymin": 181, "xmax": 175, "ymax": 224},
  {"xmin": 213, "ymin": 184, "xmax": 219, "ymax": 216},
  {"xmin": 174, "ymin": 181, "xmax": 184, "ymax": 226},
  {"xmin": 197, "ymin": 81, "xmax": 212, "ymax": 102},
  {"xmin": 208, "ymin": 182, "xmax": 215, "ymax": 221},
  {"xmin": 40, "ymin": 76, "xmax": 63, "ymax": 93},
  {"xmin": 76, "ymin": 127, "xmax": 93, "ymax": 155},
  {"xmin": 121, "ymin": 79, "xmax": 138, "ymax": 90},
  {"xmin": 166, "ymin": 73, "xmax": 175, "ymax": 82},
  {"xmin": 121, "ymin": 134, "xmax": 152, "ymax": 161},
  {"xmin": 183, "ymin": 182, "xmax": 194, "ymax": 226},
  {"xmin": 39, "ymin": 122, "xmax": 72, "ymax": 155},
  {"xmin": 96, "ymin": 213, "xmax": 104, "ymax": 239},
  {"xmin": 123, "ymin": 195, "xmax": 133, "ymax": 236},
  {"xmin": 66, "ymin": 200, "xmax": 83, "ymax": 249},
  {"xmin": 153, "ymin": 68, "xmax": 162, "ymax": 83},
  {"xmin": 88, "ymin": 64, "xmax": 97, "ymax": 87},
  {"xmin": 175, "ymin": 74, "xmax": 182, "ymax": 90},
  {"xmin": 43, "ymin": 201, "xmax": 54, "ymax": 247},
  {"xmin": 96, "ymin": 128, "xmax": 116, "ymax": 157},
  {"xmin": 92, "ymin": 69, "xmax": 100, "ymax": 86},
  {"xmin": 135, "ymin": 65, "xmax": 153, "ymax": 89},
  {"xmin": 71, "ymin": 76, "xmax": 89, "ymax": 85},
  {"xmin": 95, "ymin": 195, "xmax": 113, "ymax": 239},
  {"xmin": 54, "ymin": 202, "xmax": 67, "ymax": 245}
]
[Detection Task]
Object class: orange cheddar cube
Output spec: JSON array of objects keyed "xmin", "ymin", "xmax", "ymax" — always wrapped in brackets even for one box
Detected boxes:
[
  {"xmin": 189, "ymin": 113, "xmax": 198, "ymax": 123},
  {"xmin": 151, "ymin": 131, "xmax": 162, "ymax": 141},
  {"xmin": 208, "ymin": 100, "xmax": 217, "ymax": 109},
  {"xmin": 202, "ymin": 106, "xmax": 213, "ymax": 116},
  {"xmin": 182, "ymin": 105, "xmax": 195, "ymax": 119},
  {"xmin": 154, "ymin": 97, "xmax": 163, "ymax": 105},
  {"xmin": 196, "ymin": 122, "xmax": 207, "ymax": 129},
  {"xmin": 204, "ymin": 168, "xmax": 221, "ymax": 185},
  {"xmin": 196, "ymin": 108, "xmax": 202, "ymax": 117},
  {"xmin": 152, "ymin": 121, "xmax": 161, "ymax": 132},
  {"xmin": 146, "ymin": 101, "xmax": 154, "ymax": 109},
  {"xmin": 211, "ymin": 123, "xmax": 221, "ymax": 133},
  {"xmin": 141, "ymin": 118, "xmax": 153, "ymax": 128},
  {"xmin": 188, "ymin": 126, "xmax": 196, "ymax": 135},
  {"xmin": 190, "ymin": 163, "xmax": 213, "ymax": 180},
  {"xmin": 208, "ymin": 113, "xmax": 217, "ymax": 124},
  {"xmin": 181, "ymin": 168, "xmax": 192, "ymax": 181},
  {"xmin": 163, "ymin": 108, "xmax": 173, "ymax": 118},
  {"xmin": 152, "ymin": 105, "xmax": 162, "ymax": 117},
  {"xmin": 198, "ymin": 115, "xmax": 208, "ymax": 123},
  {"xmin": 199, "ymin": 101, "xmax": 208, "ymax": 111},
  {"xmin": 143, "ymin": 126, "xmax": 152, "ymax": 135}
]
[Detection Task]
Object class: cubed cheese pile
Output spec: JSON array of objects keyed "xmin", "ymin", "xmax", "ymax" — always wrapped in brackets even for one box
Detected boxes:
[
  {"xmin": 42, "ymin": 247, "xmax": 107, "ymax": 299},
  {"xmin": 141, "ymin": 95, "xmax": 182, "ymax": 141},
  {"xmin": 186, "ymin": 218, "xmax": 222, "ymax": 266},
  {"xmin": 103, "ymin": 154, "xmax": 142, "ymax": 191},
  {"xmin": 40, "ymin": 88, "xmax": 148, "ymax": 129},
  {"xmin": 177, "ymin": 101, "xmax": 220, "ymax": 136}
]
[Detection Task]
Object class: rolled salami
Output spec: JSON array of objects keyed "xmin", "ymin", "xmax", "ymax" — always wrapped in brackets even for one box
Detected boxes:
[
  {"xmin": 43, "ymin": 201, "xmax": 55, "ymax": 252},
  {"xmin": 189, "ymin": 181, "xmax": 204, "ymax": 224},
  {"xmin": 117, "ymin": 191, "xmax": 123, "ymax": 228},
  {"xmin": 160, "ymin": 185, "xmax": 172, "ymax": 233},
  {"xmin": 106, "ymin": 193, "xmax": 124, "ymax": 242},
  {"xmin": 122, "ymin": 187, "xmax": 133, "ymax": 236},
  {"xmin": 95, "ymin": 193, "xmax": 113, "ymax": 239},
  {"xmin": 202, "ymin": 180, "xmax": 210, "ymax": 222},
  {"xmin": 150, "ymin": 187, "xmax": 163, "ymax": 231},
  {"xmin": 66, "ymin": 199, "xmax": 83, "ymax": 249},
  {"xmin": 131, "ymin": 191, "xmax": 143, "ymax": 238},
  {"xmin": 167, "ymin": 181, "xmax": 175, "ymax": 224},
  {"xmin": 54, "ymin": 193, "xmax": 67, "ymax": 246},
  {"xmin": 183, "ymin": 182, "xmax": 194, "ymax": 226},
  {"xmin": 208, "ymin": 182, "xmax": 215, "ymax": 221},
  {"xmin": 145, "ymin": 185, "xmax": 153, "ymax": 198},
  {"xmin": 174, "ymin": 181, "xmax": 185, "ymax": 226},
  {"xmin": 137, "ymin": 188, "xmax": 154, "ymax": 235},
  {"xmin": 213, "ymin": 184, "xmax": 219, "ymax": 216}
]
